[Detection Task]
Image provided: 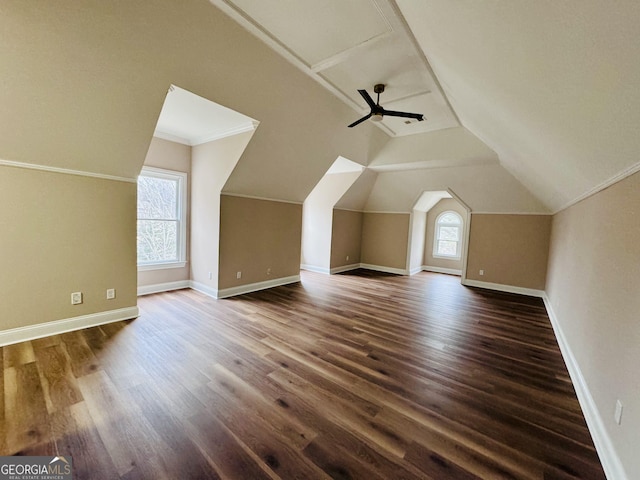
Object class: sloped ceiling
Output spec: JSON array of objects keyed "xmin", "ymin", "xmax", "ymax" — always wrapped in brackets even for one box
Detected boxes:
[
  {"xmin": 0, "ymin": 0, "xmax": 384, "ymax": 200},
  {"xmin": 211, "ymin": 0, "xmax": 458, "ymax": 137},
  {"xmin": 397, "ymin": 0, "xmax": 640, "ymax": 211},
  {"xmin": 4, "ymin": 1, "xmax": 635, "ymax": 213}
]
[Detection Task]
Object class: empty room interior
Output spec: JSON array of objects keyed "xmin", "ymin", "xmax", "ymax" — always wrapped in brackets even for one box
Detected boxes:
[{"xmin": 1, "ymin": 1, "xmax": 638, "ymax": 479}]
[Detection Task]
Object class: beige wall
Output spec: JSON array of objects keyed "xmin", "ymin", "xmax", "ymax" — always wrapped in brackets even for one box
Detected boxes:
[
  {"xmin": 138, "ymin": 137, "xmax": 192, "ymax": 288},
  {"xmin": 219, "ymin": 195, "xmax": 302, "ymax": 289},
  {"xmin": 466, "ymin": 214, "xmax": 551, "ymax": 290},
  {"xmin": 424, "ymin": 198, "xmax": 467, "ymax": 271},
  {"xmin": 361, "ymin": 212, "xmax": 410, "ymax": 271},
  {"xmin": 0, "ymin": 166, "xmax": 137, "ymax": 330},
  {"xmin": 191, "ymin": 132, "xmax": 254, "ymax": 291},
  {"xmin": 546, "ymin": 171, "xmax": 640, "ymax": 478},
  {"xmin": 330, "ymin": 209, "xmax": 363, "ymax": 269}
]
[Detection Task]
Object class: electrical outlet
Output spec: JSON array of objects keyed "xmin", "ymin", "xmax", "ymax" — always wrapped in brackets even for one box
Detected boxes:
[
  {"xmin": 267, "ymin": 267, "xmax": 271, "ymax": 275},
  {"xmin": 71, "ymin": 292, "xmax": 83, "ymax": 305},
  {"xmin": 236, "ymin": 271, "xmax": 242, "ymax": 279},
  {"xmin": 208, "ymin": 271, "xmax": 213, "ymax": 280},
  {"xmin": 479, "ymin": 269, "xmax": 484, "ymax": 276},
  {"xmin": 615, "ymin": 400, "xmax": 623, "ymax": 425},
  {"xmin": 346, "ymin": 255, "xmax": 349, "ymax": 261},
  {"xmin": 106, "ymin": 288, "xmax": 115, "ymax": 300}
]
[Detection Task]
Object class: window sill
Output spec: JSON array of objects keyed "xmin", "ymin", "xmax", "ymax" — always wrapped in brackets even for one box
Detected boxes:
[
  {"xmin": 138, "ymin": 261, "xmax": 187, "ymax": 272},
  {"xmin": 432, "ymin": 254, "xmax": 461, "ymax": 261}
]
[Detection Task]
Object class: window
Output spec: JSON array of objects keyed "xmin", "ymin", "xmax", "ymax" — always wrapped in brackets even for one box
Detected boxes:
[
  {"xmin": 433, "ymin": 211, "xmax": 463, "ymax": 259},
  {"xmin": 137, "ymin": 167, "xmax": 187, "ymax": 270}
]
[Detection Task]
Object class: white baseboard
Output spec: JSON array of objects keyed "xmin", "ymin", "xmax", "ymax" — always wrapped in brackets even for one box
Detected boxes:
[
  {"xmin": 330, "ymin": 263, "xmax": 361, "ymax": 274},
  {"xmin": 422, "ymin": 265, "xmax": 462, "ymax": 276},
  {"xmin": 137, "ymin": 280, "xmax": 190, "ymax": 296},
  {"xmin": 300, "ymin": 264, "xmax": 330, "ymax": 274},
  {"xmin": 216, "ymin": 275, "xmax": 301, "ymax": 299},
  {"xmin": 360, "ymin": 263, "xmax": 408, "ymax": 275},
  {"xmin": 409, "ymin": 266, "xmax": 423, "ymax": 276},
  {"xmin": 0, "ymin": 306, "xmax": 139, "ymax": 347},
  {"xmin": 190, "ymin": 280, "xmax": 219, "ymax": 299},
  {"xmin": 542, "ymin": 295, "xmax": 627, "ymax": 480},
  {"xmin": 462, "ymin": 279, "xmax": 544, "ymax": 298}
]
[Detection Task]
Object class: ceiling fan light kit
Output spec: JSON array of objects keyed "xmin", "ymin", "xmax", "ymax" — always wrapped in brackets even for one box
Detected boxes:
[{"xmin": 348, "ymin": 84, "xmax": 425, "ymax": 128}]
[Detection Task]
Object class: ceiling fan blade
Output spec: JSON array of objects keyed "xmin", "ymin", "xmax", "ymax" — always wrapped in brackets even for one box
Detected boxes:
[
  {"xmin": 348, "ymin": 113, "xmax": 372, "ymax": 128},
  {"xmin": 357, "ymin": 89, "xmax": 377, "ymax": 109},
  {"xmin": 380, "ymin": 109, "xmax": 424, "ymax": 121}
]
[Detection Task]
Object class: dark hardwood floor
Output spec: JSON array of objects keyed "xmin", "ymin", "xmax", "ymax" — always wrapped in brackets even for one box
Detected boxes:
[{"xmin": 1, "ymin": 270, "xmax": 605, "ymax": 479}]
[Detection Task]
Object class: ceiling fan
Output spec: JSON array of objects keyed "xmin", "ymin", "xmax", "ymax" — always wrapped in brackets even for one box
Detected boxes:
[{"xmin": 348, "ymin": 84, "xmax": 425, "ymax": 128}]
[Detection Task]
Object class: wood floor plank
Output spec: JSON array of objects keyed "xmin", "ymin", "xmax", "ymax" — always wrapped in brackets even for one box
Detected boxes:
[
  {"xmin": 33, "ymin": 344, "xmax": 83, "ymax": 413},
  {"xmin": 3, "ymin": 341, "xmax": 35, "ymax": 368},
  {"xmin": 76, "ymin": 370, "xmax": 164, "ymax": 477},
  {"xmin": 186, "ymin": 410, "xmax": 276, "ymax": 480},
  {"xmin": 0, "ymin": 270, "xmax": 606, "ymax": 479},
  {"xmin": 127, "ymin": 383, "xmax": 223, "ymax": 480},
  {"xmin": 49, "ymin": 402, "xmax": 120, "ymax": 480},
  {"xmin": 4, "ymin": 363, "xmax": 50, "ymax": 454},
  {"xmin": 194, "ymin": 380, "xmax": 328, "ymax": 479}
]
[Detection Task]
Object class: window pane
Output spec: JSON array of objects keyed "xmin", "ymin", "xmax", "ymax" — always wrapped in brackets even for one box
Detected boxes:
[
  {"xmin": 137, "ymin": 176, "xmax": 177, "ymax": 219},
  {"xmin": 439, "ymin": 213, "xmax": 461, "ymax": 224},
  {"xmin": 437, "ymin": 240, "xmax": 458, "ymax": 256},
  {"xmin": 137, "ymin": 220, "xmax": 178, "ymax": 263},
  {"xmin": 439, "ymin": 226, "xmax": 459, "ymax": 241}
]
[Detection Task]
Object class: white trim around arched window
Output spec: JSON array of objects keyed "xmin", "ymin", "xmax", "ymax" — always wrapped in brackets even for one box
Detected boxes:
[{"xmin": 433, "ymin": 211, "xmax": 463, "ymax": 260}]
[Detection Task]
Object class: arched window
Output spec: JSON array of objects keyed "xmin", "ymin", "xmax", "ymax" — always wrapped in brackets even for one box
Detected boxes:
[{"xmin": 433, "ymin": 211, "xmax": 463, "ymax": 259}]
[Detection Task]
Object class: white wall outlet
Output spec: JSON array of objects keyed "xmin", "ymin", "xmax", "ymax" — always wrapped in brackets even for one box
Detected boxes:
[
  {"xmin": 267, "ymin": 267, "xmax": 271, "ymax": 275},
  {"xmin": 614, "ymin": 399, "xmax": 623, "ymax": 425},
  {"xmin": 236, "ymin": 271, "xmax": 242, "ymax": 279},
  {"xmin": 106, "ymin": 288, "xmax": 115, "ymax": 300},
  {"xmin": 346, "ymin": 255, "xmax": 349, "ymax": 261},
  {"xmin": 479, "ymin": 269, "xmax": 484, "ymax": 276},
  {"xmin": 208, "ymin": 271, "xmax": 213, "ymax": 280},
  {"xmin": 71, "ymin": 292, "xmax": 83, "ymax": 305}
]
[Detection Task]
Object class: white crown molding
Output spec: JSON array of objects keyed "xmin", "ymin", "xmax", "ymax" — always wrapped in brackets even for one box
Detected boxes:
[
  {"xmin": 153, "ymin": 131, "xmax": 191, "ymax": 146},
  {"xmin": 0, "ymin": 307, "xmax": 139, "ymax": 347},
  {"xmin": 155, "ymin": 121, "xmax": 258, "ymax": 147},
  {"xmin": 462, "ymin": 279, "xmax": 544, "ymax": 298},
  {"xmin": 191, "ymin": 122, "xmax": 258, "ymax": 146},
  {"xmin": 363, "ymin": 210, "xmax": 411, "ymax": 215},
  {"xmin": 333, "ymin": 207, "xmax": 365, "ymax": 213},
  {"xmin": 216, "ymin": 275, "xmax": 300, "ymax": 299},
  {"xmin": 554, "ymin": 160, "xmax": 640, "ymax": 214},
  {"xmin": 220, "ymin": 192, "xmax": 303, "ymax": 205},
  {"xmin": 0, "ymin": 158, "xmax": 136, "ymax": 183},
  {"xmin": 542, "ymin": 294, "xmax": 628, "ymax": 480},
  {"xmin": 137, "ymin": 280, "xmax": 190, "ymax": 296},
  {"xmin": 470, "ymin": 211, "xmax": 552, "ymax": 215},
  {"xmin": 422, "ymin": 266, "xmax": 462, "ymax": 276}
]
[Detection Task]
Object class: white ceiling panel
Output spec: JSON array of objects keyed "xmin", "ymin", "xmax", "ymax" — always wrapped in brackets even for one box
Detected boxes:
[
  {"xmin": 154, "ymin": 85, "xmax": 258, "ymax": 146},
  {"xmin": 227, "ymin": 0, "xmax": 391, "ymax": 67},
  {"xmin": 212, "ymin": 0, "xmax": 458, "ymax": 137},
  {"xmin": 381, "ymin": 92, "xmax": 459, "ymax": 135}
]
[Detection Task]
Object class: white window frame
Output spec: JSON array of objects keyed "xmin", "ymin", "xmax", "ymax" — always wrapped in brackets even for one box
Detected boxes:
[
  {"xmin": 137, "ymin": 166, "xmax": 187, "ymax": 271},
  {"xmin": 433, "ymin": 210, "xmax": 463, "ymax": 260}
]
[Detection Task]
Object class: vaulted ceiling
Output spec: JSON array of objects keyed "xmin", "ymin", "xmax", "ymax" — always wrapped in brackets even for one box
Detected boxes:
[
  {"xmin": 212, "ymin": 0, "xmax": 640, "ymax": 212},
  {"xmin": 2, "ymin": 0, "xmax": 638, "ymax": 214}
]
